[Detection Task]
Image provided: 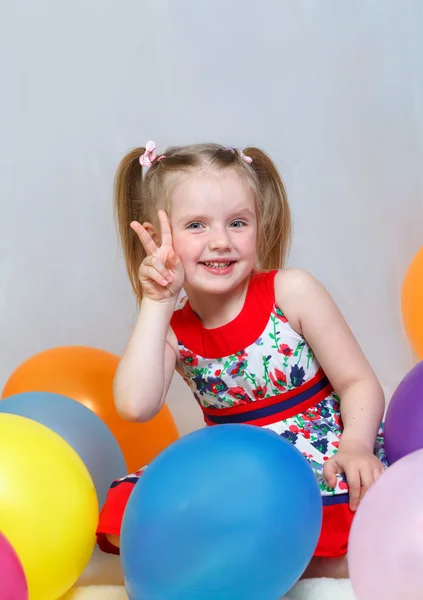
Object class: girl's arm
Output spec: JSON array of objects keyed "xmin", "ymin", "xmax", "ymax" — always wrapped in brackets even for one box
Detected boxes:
[
  {"xmin": 114, "ymin": 210, "xmax": 185, "ymax": 422},
  {"xmin": 113, "ymin": 296, "xmax": 179, "ymax": 422},
  {"xmin": 275, "ymin": 269, "xmax": 385, "ymax": 509}
]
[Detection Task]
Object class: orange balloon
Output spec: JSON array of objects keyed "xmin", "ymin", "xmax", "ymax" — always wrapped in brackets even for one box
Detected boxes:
[
  {"xmin": 1, "ymin": 346, "xmax": 179, "ymax": 473},
  {"xmin": 401, "ymin": 247, "xmax": 423, "ymax": 359}
]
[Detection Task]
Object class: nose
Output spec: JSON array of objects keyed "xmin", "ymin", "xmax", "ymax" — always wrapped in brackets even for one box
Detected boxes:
[{"xmin": 208, "ymin": 226, "xmax": 232, "ymax": 252}]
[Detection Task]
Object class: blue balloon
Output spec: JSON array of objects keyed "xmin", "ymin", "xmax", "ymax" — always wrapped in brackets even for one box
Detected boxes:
[
  {"xmin": 0, "ymin": 392, "xmax": 126, "ymax": 506},
  {"xmin": 121, "ymin": 424, "xmax": 322, "ymax": 600}
]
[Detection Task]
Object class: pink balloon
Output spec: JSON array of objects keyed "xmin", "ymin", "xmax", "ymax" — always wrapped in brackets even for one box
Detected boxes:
[
  {"xmin": 0, "ymin": 532, "xmax": 28, "ymax": 600},
  {"xmin": 348, "ymin": 450, "xmax": 423, "ymax": 600}
]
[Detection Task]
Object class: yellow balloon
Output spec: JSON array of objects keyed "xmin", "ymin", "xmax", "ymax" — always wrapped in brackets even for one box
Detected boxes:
[{"xmin": 0, "ymin": 414, "xmax": 99, "ymax": 600}]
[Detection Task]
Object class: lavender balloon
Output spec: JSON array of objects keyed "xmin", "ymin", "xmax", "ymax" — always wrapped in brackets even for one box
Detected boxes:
[
  {"xmin": 0, "ymin": 532, "xmax": 28, "ymax": 600},
  {"xmin": 384, "ymin": 361, "xmax": 423, "ymax": 464},
  {"xmin": 348, "ymin": 450, "xmax": 423, "ymax": 600}
]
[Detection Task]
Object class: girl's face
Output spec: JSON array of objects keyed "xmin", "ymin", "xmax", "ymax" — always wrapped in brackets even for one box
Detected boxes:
[{"xmin": 169, "ymin": 168, "xmax": 257, "ymax": 297}]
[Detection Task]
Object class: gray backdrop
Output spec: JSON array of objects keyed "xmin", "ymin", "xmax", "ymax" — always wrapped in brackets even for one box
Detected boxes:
[{"xmin": 1, "ymin": 1, "xmax": 422, "ymax": 433}]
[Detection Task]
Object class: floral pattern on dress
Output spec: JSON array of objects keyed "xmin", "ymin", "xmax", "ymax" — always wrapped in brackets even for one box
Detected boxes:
[
  {"xmin": 176, "ymin": 302, "xmax": 389, "ymax": 498},
  {"xmin": 178, "ymin": 304, "xmax": 319, "ymax": 407}
]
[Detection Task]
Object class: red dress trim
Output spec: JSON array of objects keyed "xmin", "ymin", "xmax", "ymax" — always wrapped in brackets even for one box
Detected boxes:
[{"xmin": 171, "ymin": 270, "xmax": 278, "ymax": 358}]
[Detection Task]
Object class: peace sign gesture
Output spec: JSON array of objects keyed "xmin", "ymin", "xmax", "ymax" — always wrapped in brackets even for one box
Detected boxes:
[{"xmin": 130, "ymin": 210, "xmax": 184, "ymax": 302}]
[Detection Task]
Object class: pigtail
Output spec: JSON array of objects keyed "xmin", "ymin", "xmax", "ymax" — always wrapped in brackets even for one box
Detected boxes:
[
  {"xmin": 243, "ymin": 147, "xmax": 292, "ymax": 270},
  {"xmin": 114, "ymin": 147, "xmax": 148, "ymax": 304}
]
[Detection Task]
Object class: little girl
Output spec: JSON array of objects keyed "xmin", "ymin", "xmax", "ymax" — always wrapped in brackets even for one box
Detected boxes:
[{"xmin": 97, "ymin": 140, "xmax": 388, "ymax": 578}]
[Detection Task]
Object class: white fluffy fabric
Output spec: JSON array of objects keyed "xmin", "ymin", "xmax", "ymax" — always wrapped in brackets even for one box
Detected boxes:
[{"xmin": 288, "ymin": 578, "xmax": 356, "ymax": 599}]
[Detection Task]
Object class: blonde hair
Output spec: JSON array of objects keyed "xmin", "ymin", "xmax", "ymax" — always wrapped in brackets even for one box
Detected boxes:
[{"xmin": 114, "ymin": 143, "xmax": 292, "ymax": 302}]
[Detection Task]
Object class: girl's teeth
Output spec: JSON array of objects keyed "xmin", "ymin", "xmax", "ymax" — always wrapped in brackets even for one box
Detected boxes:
[{"xmin": 205, "ymin": 262, "xmax": 231, "ymax": 268}]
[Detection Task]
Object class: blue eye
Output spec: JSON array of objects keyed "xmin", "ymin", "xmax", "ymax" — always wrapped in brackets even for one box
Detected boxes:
[
  {"xmin": 187, "ymin": 222, "xmax": 204, "ymax": 230},
  {"xmin": 231, "ymin": 220, "xmax": 246, "ymax": 228}
]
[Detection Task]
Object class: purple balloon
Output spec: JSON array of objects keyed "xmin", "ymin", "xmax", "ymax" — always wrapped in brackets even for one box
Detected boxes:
[
  {"xmin": 384, "ymin": 361, "xmax": 423, "ymax": 464},
  {"xmin": 0, "ymin": 532, "xmax": 28, "ymax": 600}
]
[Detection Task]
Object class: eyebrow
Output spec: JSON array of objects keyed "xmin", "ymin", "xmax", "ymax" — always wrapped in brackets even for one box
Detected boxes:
[{"xmin": 230, "ymin": 208, "xmax": 256, "ymax": 218}]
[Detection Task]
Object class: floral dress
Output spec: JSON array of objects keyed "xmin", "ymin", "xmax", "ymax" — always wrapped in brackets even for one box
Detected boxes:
[{"xmin": 96, "ymin": 269, "xmax": 388, "ymax": 557}]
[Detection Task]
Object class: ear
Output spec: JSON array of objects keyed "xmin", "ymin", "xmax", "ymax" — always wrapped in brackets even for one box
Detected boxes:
[{"xmin": 142, "ymin": 222, "xmax": 160, "ymax": 245}]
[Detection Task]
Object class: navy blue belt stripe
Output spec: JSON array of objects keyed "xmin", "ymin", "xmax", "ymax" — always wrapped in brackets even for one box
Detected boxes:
[
  {"xmin": 322, "ymin": 494, "xmax": 349, "ymax": 506},
  {"xmin": 203, "ymin": 376, "xmax": 331, "ymax": 424},
  {"xmin": 110, "ymin": 475, "xmax": 140, "ymax": 488}
]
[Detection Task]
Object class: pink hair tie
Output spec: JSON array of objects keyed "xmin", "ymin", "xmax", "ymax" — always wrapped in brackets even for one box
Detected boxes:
[
  {"xmin": 139, "ymin": 141, "xmax": 165, "ymax": 167},
  {"xmin": 239, "ymin": 150, "xmax": 252, "ymax": 164},
  {"xmin": 139, "ymin": 141, "xmax": 156, "ymax": 167},
  {"xmin": 225, "ymin": 147, "xmax": 252, "ymax": 164}
]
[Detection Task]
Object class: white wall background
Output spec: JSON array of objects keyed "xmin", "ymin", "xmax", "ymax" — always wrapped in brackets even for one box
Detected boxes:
[{"xmin": 1, "ymin": 1, "xmax": 422, "ymax": 435}]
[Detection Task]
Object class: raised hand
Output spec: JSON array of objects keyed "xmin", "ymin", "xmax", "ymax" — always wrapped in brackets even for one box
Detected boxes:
[{"xmin": 130, "ymin": 210, "xmax": 184, "ymax": 302}]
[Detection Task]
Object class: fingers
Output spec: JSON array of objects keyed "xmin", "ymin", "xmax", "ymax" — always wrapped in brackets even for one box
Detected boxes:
[
  {"xmin": 130, "ymin": 221, "xmax": 158, "ymax": 256},
  {"xmin": 357, "ymin": 463, "xmax": 375, "ymax": 505},
  {"xmin": 345, "ymin": 466, "xmax": 361, "ymax": 512},
  {"xmin": 140, "ymin": 256, "xmax": 174, "ymax": 287},
  {"xmin": 131, "ymin": 211, "xmax": 174, "ymax": 253},
  {"xmin": 324, "ymin": 454, "xmax": 386, "ymax": 512},
  {"xmin": 323, "ymin": 459, "xmax": 339, "ymax": 489},
  {"xmin": 157, "ymin": 210, "xmax": 173, "ymax": 247},
  {"xmin": 373, "ymin": 463, "xmax": 384, "ymax": 483},
  {"xmin": 358, "ymin": 461, "xmax": 385, "ymax": 502},
  {"xmin": 324, "ymin": 459, "xmax": 361, "ymax": 511},
  {"xmin": 168, "ymin": 249, "xmax": 180, "ymax": 268}
]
